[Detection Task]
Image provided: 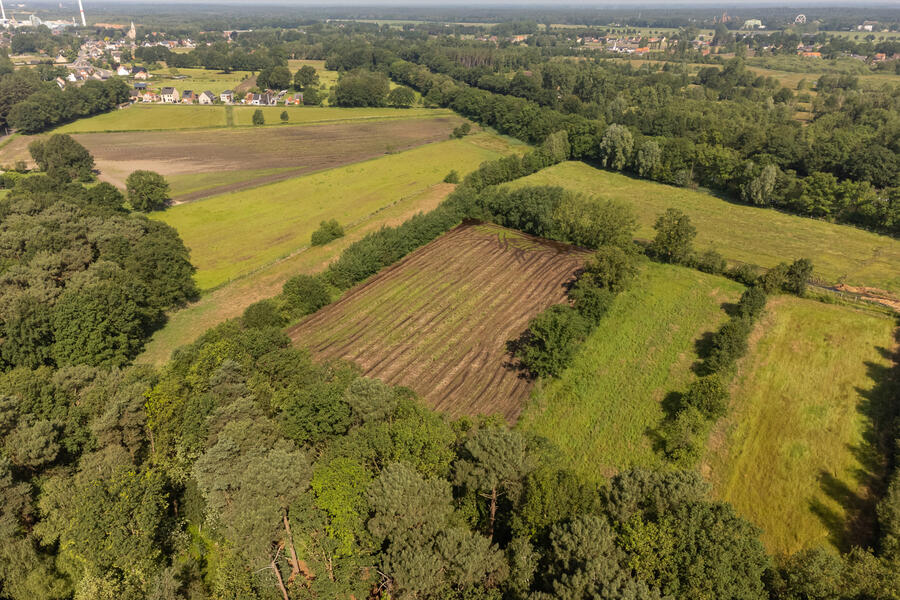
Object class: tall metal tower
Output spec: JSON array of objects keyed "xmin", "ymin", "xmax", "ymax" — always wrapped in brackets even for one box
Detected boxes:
[{"xmin": 77, "ymin": 0, "xmax": 86, "ymax": 26}]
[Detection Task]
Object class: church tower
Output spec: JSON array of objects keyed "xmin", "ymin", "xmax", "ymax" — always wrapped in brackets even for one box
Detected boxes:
[{"xmin": 128, "ymin": 21, "xmax": 136, "ymax": 41}]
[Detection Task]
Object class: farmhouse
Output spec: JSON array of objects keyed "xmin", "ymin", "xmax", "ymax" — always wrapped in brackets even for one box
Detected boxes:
[
  {"xmin": 198, "ymin": 91, "xmax": 216, "ymax": 105},
  {"xmin": 132, "ymin": 66, "xmax": 149, "ymax": 79},
  {"xmin": 220, "ymin": 90, "xmax": 234, "ymax": 104},
  {"xmin": 181, "ymin": 90, "xmax": 197, "ymax": 104},
  {"xmin": 250, "ymin": 93, "xmax": 276, "ymax": 106},
  {"xmin": 160, "ymin": 87, "xmax": 179, "ymax": 103}
]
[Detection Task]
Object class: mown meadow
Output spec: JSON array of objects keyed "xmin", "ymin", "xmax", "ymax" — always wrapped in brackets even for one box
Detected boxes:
[
  {"xmin": 52, "ymin": 104, "xmax": 454, "ymax": 133},
  {"xmin": 706, "ymin": 297, "xmax": 898, "ymax": 555}
]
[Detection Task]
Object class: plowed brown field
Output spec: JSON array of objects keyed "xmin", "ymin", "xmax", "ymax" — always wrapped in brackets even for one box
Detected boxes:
[{"xmin": 288, "ymin": 222, "xmax": 590, "ymax": 422}]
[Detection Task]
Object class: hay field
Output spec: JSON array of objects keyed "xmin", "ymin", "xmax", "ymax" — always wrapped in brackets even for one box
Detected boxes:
[
  {"xmin": 705, "ymin": 298, "xmax": 898, "ymax": 555},
  {"xmin": 510, "ymin": 162, "xmax": 900, "ymax": 295}
]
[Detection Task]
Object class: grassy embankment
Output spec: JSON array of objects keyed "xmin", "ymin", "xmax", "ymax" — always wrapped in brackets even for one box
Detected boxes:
[
  {"xmin": 511, "ymin": 162, "xmax": 900, "ymax": 295},
  {"xmin": 706, "ymin": 297, "xmax": 898, "ymax": 555}
]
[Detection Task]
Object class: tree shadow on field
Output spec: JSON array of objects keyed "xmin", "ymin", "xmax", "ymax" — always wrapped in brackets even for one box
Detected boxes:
[
  {"xmin": 503, "ymin": 334, "xmax": 536, "ymax": 382},
  {"xmin": 812, "ymin": 327, "xmax": 900, "ymax": 551},
  {"xmin": 690, "ymin": 300, "xmax": 738, "ymax": 376}
]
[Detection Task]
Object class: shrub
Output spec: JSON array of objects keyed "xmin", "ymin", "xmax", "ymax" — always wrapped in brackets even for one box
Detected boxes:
[
  {"xmin": 554, "ymin": 195, "xmax": 637, "ymax": 250},
  {"xmin": 513, "ymin": 305, "xmax": 590, "ymax": 378},
  {"xmin": 443, "ymin": 170, "xmax": 460, "ymax": 184},
  {"xmin": 280, "ymin": 110, "xmax": 289, "ymax": 123},
  {"xmin": 569, "ymin": 280, "xmax": 616, "ymax": 324},
  {"xmin": 737, "ymin": 286, "xmax": 767, "ymax": 320},
  {"xmin": 681, "ymin": 374, "xmax": 728, "ymax": 420},
  {"xmin": 581, "ymin": 245, "xmax": 638, "ymax": 293},
  {"xmin": 310, "ymin": 219, "xmax": 344, "ymax": 246},
  {"xmin": 660, "ymin": 406, "xmax": 708, "ymax": 467},
  {"xmin": 242, "ymin": 299, "xmax": 285, "ymax": 329},
  {"xmin": 694, "ymin": 249, "xmax": 727, "ymax": 275},
  {"xmin": 451, "ymin": 122, "xmax": 472, "ymax": 138},
  {"xmin": 702, "ymin": 316, "xmax": 753, "ymax": 375},
  {"xmin": 282, "ymin": 274, "xmax": 330, "ymax": 316},
  {"xmin": 758, "ymin": 262, "xmax": 789, "ymax": 294},
  {"xmin": 727, "ymin": 263, "xmax": 759, "ymax": 286},
  {"xmin": 252, "ymin": 109, "xmax": 264, "ymax": 125}
]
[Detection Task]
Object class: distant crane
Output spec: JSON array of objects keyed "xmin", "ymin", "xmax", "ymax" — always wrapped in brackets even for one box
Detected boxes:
[
  {"xmin": 77, "ymin": 0, "xmax": 86, "ymax": 26},
  {"xmin": 794, "ymin": 14, "xmax": 807, "ymax": 25}
]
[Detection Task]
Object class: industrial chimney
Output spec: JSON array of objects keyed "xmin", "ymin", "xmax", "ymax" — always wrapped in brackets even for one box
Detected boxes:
[
  {"xmin": 77, "ymin": 0, "xmax": 85, "ymax": 26},
  {"xmin": 0, "ymin": 0, "xmax": 7, "ymax": 22}
]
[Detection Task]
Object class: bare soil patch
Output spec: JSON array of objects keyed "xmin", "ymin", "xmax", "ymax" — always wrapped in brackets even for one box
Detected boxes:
[
  {"xmin": 0, "ymin": 117, "xmax": 463, "ymax": 196},
  {"xmin": 76, "ymin": 116, "xmax": 462, "ymax": 191},
  {"xmin": 287, "ymin": 222, "xmax": 590, "ymax": 422}
]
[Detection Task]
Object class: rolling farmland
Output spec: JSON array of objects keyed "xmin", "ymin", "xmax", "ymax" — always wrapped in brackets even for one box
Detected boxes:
[
  {"xmin": 288, "ymin": 223, "xmax": 591, "ymax": 421},
  {"xmin": 705, "ymin": 298, "xmax": 898, "ymax": 555},
  {"xmin": 511, "ymin": 162, "xmax": 900, "ymax": 296},
  {"xmin": 152, "ymin": 133, "xmax": 523, "ymax": 290},
  {"xmin": 75, "ymin": 115, "xmax": 465, "ymax": 193}
]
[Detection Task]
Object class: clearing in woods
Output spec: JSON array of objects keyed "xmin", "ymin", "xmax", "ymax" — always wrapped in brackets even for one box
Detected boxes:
[
  {"xmin": 517, "ymin": 262, "xmax": 744, "ymax": 482},
  {"xmin": 288, "ymin": 222, "xmax": 591, "ymax": 421},
  {"xmin": 705, "ymin": 297, "xmax": 898, "ymax": 555},
  {"xmin": 511, "ymin": 162, "xmax": 900, "ymax": 296}
]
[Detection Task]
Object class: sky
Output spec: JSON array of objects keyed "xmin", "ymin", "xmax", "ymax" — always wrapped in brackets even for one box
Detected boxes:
[{"xmin": 65, "ymin": 0, "xmax": 900, "ymax": 5}]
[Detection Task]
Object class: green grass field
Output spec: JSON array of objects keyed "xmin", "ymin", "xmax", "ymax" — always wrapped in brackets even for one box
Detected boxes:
[
  {"xmin": 706, "ymin": 297, "xmax": 897, "ymax": 554},
  {"xmin": 54, "ymin": 105, "xmax": 228, "ymax": 133},
  {"xmin": 152, "ymin": 133, "xmax": 522, "ymax": 290},
  {"xmin": 228, "ymin": 106, "xmax": 446, "ymax": 126},
  {"xmin": 148, "ymin": 67, "xmax": 254, "ymax": 94},
  {"xmin": 518, "ymin": 262, "xmax": 744, "ymax": 482},
  {"xmin": 511, "ymin": 162, "xmax": 900, "ymax": 295},
  {"xmin": 166, "ymin": 167, "xmax": 297, "ymax": 198},
  {"xmin": 52, "ymin": 104, "xmax": 454, "ymax": 133}
]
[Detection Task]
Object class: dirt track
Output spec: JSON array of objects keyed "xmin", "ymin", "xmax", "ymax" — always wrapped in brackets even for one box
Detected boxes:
[{"xmin": 288, "ymin": 223, "xmax": 590, "ymax": 422}]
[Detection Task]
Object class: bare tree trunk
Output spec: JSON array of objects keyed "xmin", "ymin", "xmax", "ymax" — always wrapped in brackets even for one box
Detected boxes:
[
  {"xmin": 283, "ymin": 511, "xmax": 301, "ymax": 583},
  {"xmin": 488, "ymin": 486, "xmax": 498, "ymax": 541},
  {"xmin": 272, "ymin": 555, "xmax": 290, "ymax": 600}
]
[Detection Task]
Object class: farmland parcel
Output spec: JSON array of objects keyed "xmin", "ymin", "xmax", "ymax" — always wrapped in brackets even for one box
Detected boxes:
[
  {"xmin": 151, "ymin": 133, "xmax": 522, "ymax": 290},
  {"xmin": 289, "ymin": 223, "xmax": 591, "ymax": 421}
]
